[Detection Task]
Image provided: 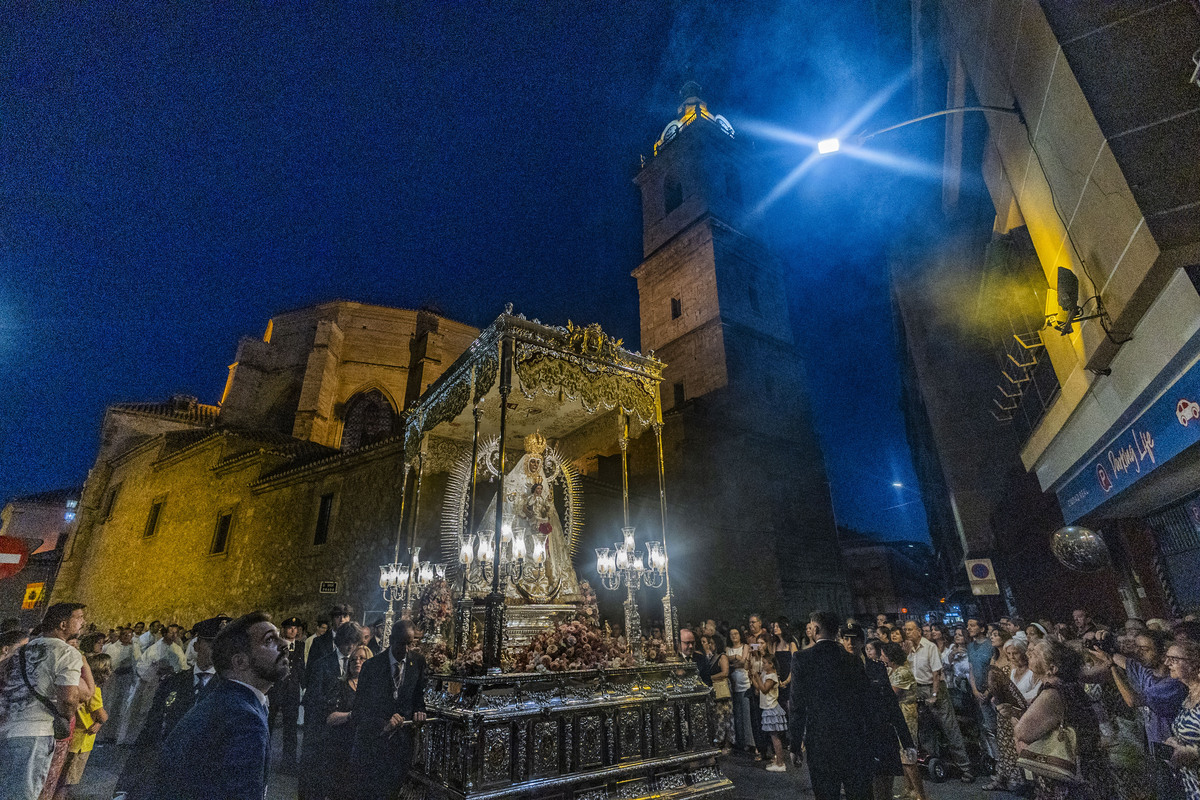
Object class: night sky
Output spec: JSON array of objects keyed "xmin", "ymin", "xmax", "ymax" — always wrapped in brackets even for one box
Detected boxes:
[{"xmin": 2, "ymin": 2, "xmax": 954, "ymax": 542}]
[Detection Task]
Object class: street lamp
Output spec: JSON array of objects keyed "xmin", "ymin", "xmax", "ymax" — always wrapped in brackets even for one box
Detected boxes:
[
  {"xmin": 379, "ymin": 546, "xmax": 446, "ymax": 647},
  {"xmin": 816, "ymin": 105, "xmax": 1023, "ymax": 155}
]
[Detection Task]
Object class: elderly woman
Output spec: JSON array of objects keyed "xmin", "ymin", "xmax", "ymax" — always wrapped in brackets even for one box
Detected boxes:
[
  {"xmin": 1016, "ymin": 639, "xmax": 1111, "ymax": 800},
  {"xmin": 985, "ymin": 635, "xmax": 1032, "ymax": 792},
  {"xmin": 1164, "ymin": 639, "xmax": 1200, "ymax": 800}
]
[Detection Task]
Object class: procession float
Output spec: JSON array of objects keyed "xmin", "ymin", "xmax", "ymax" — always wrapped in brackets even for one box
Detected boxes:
[{"xmin": 377, "ymin": 307, "xmax": 732, "ymax": 800}]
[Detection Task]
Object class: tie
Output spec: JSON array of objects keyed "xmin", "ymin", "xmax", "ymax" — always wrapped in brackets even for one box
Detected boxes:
[
  {"xmin": 196, "ymin": 673, "xmax": 210, "ymax": 694},
  {"xmin": 393, "ymin": 661, "xmax": 402, "ymax": 699},
  {"xmin": 339, "ymin": 654, "xmax": 346, "ymax": 676}
]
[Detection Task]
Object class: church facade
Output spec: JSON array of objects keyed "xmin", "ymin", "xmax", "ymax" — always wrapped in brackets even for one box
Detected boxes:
[{"xmin": 52, "ymin": 90, "xmax": 850, "ymax": 627}]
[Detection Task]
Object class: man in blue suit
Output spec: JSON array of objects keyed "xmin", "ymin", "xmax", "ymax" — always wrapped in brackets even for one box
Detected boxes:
[
  {"xmin": 352, "ymin": 618, "xmax": 427, "ymax": 799},
  {"xmin": 154, "ymin": 611, "xmax": 290, "ymax": 800}
]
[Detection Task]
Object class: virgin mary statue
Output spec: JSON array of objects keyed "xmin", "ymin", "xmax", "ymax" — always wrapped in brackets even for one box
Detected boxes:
[{"xmin": 479, "ymin": 431, "xmax": 581, "ymax": 603}]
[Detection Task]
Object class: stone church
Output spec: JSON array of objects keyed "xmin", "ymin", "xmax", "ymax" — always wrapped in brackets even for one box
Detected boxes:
[{"xmin": 52, "ymin": 87, "xmax": 849, "ymax": 627}]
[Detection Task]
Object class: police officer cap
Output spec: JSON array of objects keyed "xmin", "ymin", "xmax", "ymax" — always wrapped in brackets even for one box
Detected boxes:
[
  {"xmin": 282, "ymin": 616, "xmax": 304, "ymax": 629},
  {"xmin": 192, "ymin": 615, "xmax": 231, "ymax": 640},
  {"xmin": 839, "ymin": 622, "xmax": 865, "ymax": 641}
]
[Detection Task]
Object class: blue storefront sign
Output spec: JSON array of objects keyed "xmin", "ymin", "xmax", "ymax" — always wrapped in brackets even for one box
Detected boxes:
[{"xmin": 1057, "ymin": 358, "xmax": 1200, "ymax": 522}]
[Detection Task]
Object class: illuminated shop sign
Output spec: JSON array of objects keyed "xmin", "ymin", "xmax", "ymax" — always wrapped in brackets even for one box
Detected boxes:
[{"xmin": 1058, "ymin": 359, "xmax": 1200, "ymax": 522}]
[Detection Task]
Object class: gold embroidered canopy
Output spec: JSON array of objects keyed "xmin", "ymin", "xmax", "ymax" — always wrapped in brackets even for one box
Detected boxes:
[{"xmin": 402, "ymin": 308, "xmax": 665, "ymax": 464}]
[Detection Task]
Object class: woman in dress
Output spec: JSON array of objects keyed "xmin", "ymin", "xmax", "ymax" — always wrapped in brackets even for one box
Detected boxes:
[
  {"xmin": 1015, "ymin": 639, "xmax": 1112, "ymax": 800},
  {"xmin": 725, "ymin": 627, "xmax": 755, "ymax": 755},
  {"xmin": 1165, "ymin": 639, "xmax": 1200, "ymax": 800},
  {"xmin": 882, "ymin": 641, "xmax": 928, "ymax": 800},
  {"xmin": 749, "ymin": 640, "xmax": 788, "ymax": 773},
  {"xmin": 771, "ymin": 619, "xmax": 797, "ymax": 722},
  {"xmin": 323, "ymin": 644, "xmax": 371, "ymax": 799},
  {"xmin": 703, "ymin": 633, "xmax": 734, "ymax": 754},
  {"xmin": 985, "ymin": 635, "xmax": 1030, "ymax": 792}
]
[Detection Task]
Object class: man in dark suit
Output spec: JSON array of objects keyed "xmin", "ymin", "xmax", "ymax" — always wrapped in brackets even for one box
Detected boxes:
[
  {"xmin": 790, "ymin": 610, "xmax": 873, "ymax": 800},
  {"xmin": 154, "ymin": 611, "xmax": 290, "ymax": 800},
  {"xmin": 351, "ymin": 618, "xmax": 427, "ymax": 800},
  {"xmin": 304, "ymin": 604, "xmax": 352, "ymax": 680},
  {"xmin": 298, "ymin": 621, "xmax": 362, "ymax": 800},
  {"xmin": 118, "ymin": 615, "xmax": 229, "ymax": 800},
  {"xmin": 268, "ymin": 615, "xmax": 306, "ymax": 770}
]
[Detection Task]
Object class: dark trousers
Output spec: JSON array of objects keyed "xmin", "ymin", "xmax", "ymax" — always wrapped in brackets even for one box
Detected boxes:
[
  {"xmin": 749, "ymin": 699, "xmax": 767, "ymax": 753},
  {"xmin": 807, "ymin": 761, "xmax": 871, "ymax": 800},
  {"xmin": 268, "ymin": 694, "xmax": 300, "ymax": 764}
]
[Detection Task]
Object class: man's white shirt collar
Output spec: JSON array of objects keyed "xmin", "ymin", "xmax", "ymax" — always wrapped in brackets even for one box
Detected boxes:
[{"xmin": 229, "ymin": 679, "xmax": 269, "ymax": 709}]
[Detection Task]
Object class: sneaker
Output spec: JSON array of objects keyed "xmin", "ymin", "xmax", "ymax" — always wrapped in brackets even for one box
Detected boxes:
[{"xmin": 765, "ymin": 763, "xmax": 787, "ymax": 772}]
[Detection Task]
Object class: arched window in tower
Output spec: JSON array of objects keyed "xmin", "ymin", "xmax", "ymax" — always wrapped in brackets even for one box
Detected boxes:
[
  {"xmin": 339, "ymin": 390, "xmax": 399, "ymax": 451},
  {"xmin": 725, "ymin": 169, "xmax": 743, "ymax": 207},
  {"xmin": 663, "ymin": 175, "xmax": 683, "ymax": 215}
]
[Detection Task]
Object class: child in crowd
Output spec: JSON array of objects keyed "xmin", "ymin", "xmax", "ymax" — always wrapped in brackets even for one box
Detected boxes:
[
  {"xmin": 749, "ymin": 635, "xmax": 788, "ymax": 773},
  {"xmin": 55, "ymin": 652, "xmax": 112, "ymax": 799}
]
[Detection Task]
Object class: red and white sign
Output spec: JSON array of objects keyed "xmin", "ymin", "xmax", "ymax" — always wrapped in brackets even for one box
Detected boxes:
[{"xmin": 0, "ymin": 537, "xmax": 30, "ymax": 580}]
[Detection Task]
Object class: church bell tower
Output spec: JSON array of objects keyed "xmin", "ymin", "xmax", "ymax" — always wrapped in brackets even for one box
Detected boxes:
[{"xmin": 631, "ymin": 83, "xmax": 851, "ymax": 620}]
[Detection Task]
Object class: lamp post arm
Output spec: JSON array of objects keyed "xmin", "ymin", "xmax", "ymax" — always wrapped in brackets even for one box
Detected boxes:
[{"xmin": 857, "ymin": 105, "xmax": 1023, "ymax": 144}]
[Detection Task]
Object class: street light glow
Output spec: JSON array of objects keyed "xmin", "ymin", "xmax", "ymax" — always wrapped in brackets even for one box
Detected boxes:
[
  {"xmin": 817, "ymin": 137, "xmax": 840, "ymax": 154},
  {"xmin": 892, "ymin": 481, "xmax": 903, "ymax": 488}
]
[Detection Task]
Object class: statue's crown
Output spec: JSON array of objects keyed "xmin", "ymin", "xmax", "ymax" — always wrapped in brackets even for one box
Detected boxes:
[{"xmin": 524, "ymin": 430, "xmax": 547, "ymax": 456}]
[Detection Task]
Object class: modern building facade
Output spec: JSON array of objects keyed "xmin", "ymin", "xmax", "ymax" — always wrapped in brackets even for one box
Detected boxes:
[{"xmin": 896, "ymin": 0, "xmax": 1200, "ymax": 618}]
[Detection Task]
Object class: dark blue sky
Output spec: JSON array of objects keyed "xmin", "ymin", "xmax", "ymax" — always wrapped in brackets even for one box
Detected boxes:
[{"xmin": 1, "ymin": 1, "xmax": 948, "ymax": 542}]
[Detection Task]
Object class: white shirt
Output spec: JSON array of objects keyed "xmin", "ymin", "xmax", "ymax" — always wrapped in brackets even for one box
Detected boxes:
[
  {"xmin": 388, "ymin": 650, "xmax": 406, "ymax": 698},
  {"xmin": 193, "ymin": 666, "xmax": 216, "ymax": 691},
  {"xmin": 758, "ymin": 672, "xmax": 780, "ymax": 709},
  {"xmin": 103, "ymin": 640, "xmax": 141, "ymax": 673},
  {"xmin": 1011, "ymin": 667, "xmax": 1042, "ymax": 703},
  {"xmin": 0, "ymin": 636, "xmax": 84, "ymax": 739},
  {"xmin": 136, "ymin": 639, "xmax": 188, "ymax": 680},
  {"xmin": 137, "ymin": 631, "xmax": 158, "ymax": 650},
  {"xmin": 229, "ymin": 679, "xmax": 269, "ymax": 710},
  {"xmin": 907, "ymin": 637, "xmax": 943, "ymax": 685}
]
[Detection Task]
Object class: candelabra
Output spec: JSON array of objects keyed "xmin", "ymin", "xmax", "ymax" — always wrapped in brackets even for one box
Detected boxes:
[
  {"xmin": 379, "ymin": 547, "xmax": 446, "ymax": 647},
  {"xmin": 459, "ymin": 519, "xmax": 549, "ymax": 593},
  {"xmin": 595, "ymin": 527, "xmax": 667, "ymax": 663}
]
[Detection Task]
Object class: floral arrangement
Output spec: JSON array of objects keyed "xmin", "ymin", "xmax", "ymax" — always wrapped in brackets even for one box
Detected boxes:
[
  {"xmin": 641, "ymin": 631, "xmax": 670, "ymax": 664},
  {"xmin": 413, "ymin": 578, "xmax": 453, "ymax": 641},
  {"xmin": 509, "ymin": 581, "xmax": 634, "ymax": 672}
]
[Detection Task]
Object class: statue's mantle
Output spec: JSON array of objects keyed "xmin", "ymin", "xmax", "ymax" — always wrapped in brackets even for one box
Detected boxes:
[{"xmin": 405, "ymin": 662, "xmax": 733, "ymax": 800}]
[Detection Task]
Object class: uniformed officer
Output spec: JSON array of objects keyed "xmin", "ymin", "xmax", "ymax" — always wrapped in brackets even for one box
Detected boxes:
[
  {"xmin": 268, "ymin": 615, "xmax": 306, "ymax": 770},
  {"xmin": 116, "ymin": 615, "xmax": 230, "ymax": 800}
]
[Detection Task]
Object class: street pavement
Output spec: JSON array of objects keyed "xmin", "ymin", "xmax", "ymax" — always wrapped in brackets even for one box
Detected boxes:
[{"xmin": 74, "ymin": 739, "xmax": 1022, "ymax": 800}]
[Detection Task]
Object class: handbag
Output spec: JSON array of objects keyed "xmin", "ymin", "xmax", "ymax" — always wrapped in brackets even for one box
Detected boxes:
[
  {"xmin": 18, "ymin": 646, "xmax": 72, "ymax": 740},
  {"xmin": 1017, "ymin": 722, "xmax": 1081, "ymax": 783},
  {"xmin": 712, "ymin": 677, "xmax": 731, "ymax": 700}
]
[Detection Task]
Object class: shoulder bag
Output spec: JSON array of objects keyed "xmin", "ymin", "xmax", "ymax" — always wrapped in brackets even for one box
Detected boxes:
[
  {"xmin": 18, "ymin": 645, "xmax": 72, "ymax": 740},
  {"xmin": 1016, "ymin": 721, "xmax": 1081, "ymax": 783}
]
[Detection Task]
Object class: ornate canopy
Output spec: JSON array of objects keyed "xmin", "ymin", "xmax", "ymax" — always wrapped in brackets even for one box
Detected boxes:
[{"xmin": 402, "ymin": 309, "xmax": 665, "ymax": 465}]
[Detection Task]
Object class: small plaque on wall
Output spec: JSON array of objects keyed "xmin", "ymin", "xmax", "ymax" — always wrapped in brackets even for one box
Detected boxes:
[{"xmin": 319, "ymin": 580, "xmax": 338, "ymax": 594}]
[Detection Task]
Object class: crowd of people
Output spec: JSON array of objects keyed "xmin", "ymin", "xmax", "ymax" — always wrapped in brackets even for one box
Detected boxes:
[
  {"xmin": 676, "ymin": 608, "xmax": 1200, "ymax": 800},
  {"xmin": 0, "ymin": 603, "xmax": 425, "ymax": 800},
  {"xmin": 2, "ymin": 600, "xmax": 1200, "ymax": 800}
]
